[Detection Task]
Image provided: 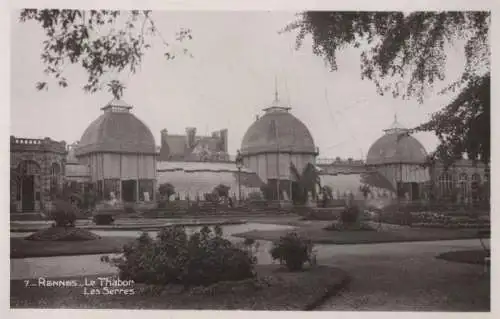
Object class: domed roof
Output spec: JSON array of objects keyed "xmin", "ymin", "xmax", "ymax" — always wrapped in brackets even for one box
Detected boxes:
[
  {"xmin": 74, "ymin": 99, "xmax": 156, "ymax": 156},
  {"xmin": 241, "ymin": 94, "xmax": 316, "ymax": 155},
  {"xmin": 366, "ymin": 116, "xmax": 428, "ymax": 165}
]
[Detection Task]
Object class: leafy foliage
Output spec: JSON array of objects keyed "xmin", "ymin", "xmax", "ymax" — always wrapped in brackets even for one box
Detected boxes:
[
  {"xmin": 290, "ymin": 162, "xmax": 321, "ymax": 204},
  {"xmin": 340, "ymin": 204, "xmax": 361, "ymax": 225},
  {"xmin": 286, "ymin": 11, "xmax": 490, "ymax": 164},
  {"xmin": 19, "ymin": 9, "xmax": 192, "ymax": 96},
  {"xmin": 270, "ymin": 232, "xmax": 315, "ymax": 271},
  {"xmin": 110, "ymin": 225, "xmax": 256, "ymax": 286},
  {"xmin": 213, "ymin": 184, "xmax": 230, "ymax": 198},
  {"xmin": 50, "ymin": 199, "xmax": 77, "ymax": 227},
  {"xmin": 158, "ymin": 182, "xmax": 175, "ymax": 201}
]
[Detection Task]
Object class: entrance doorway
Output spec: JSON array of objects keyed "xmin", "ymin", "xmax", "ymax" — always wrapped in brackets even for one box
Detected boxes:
[
  {"xmin": 22, "ymin": 175, "xmax": 35, "ymax": 211},
  {"xmin": 411, "ymin": 182, "xmax": 420, "ymax": 200},
  {"xmin": 122, "ymin": 180, "xmax": 137, "ymax": 202}
]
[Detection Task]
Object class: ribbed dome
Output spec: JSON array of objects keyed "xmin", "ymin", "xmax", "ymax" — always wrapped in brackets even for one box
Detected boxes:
[
  {"xmin": 241, "ymin": 98, "xmax": 316, "ymax": 155},
  {"xmin": 366, "ymin": 116, "xmax": 427, "ymax": 165},
  {"xmin": 75, "ymin": 99, "xmax": 156, "ymax": 156}
]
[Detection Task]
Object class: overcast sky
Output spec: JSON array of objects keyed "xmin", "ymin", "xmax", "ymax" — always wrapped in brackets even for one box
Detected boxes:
[{"xmin": 10, "ymin": 10, "xmax": 467, "ymax": 160}]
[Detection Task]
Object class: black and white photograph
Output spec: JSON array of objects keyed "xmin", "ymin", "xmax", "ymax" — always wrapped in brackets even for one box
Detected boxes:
[{"xmin": 8, "ymin": 1, "xmax": 492, "ymax": 313}]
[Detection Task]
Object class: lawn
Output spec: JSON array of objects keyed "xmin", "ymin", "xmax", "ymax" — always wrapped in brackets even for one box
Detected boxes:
[
  {"xmin": 10, "ymin": 236, "xmax": 134, "ymax": 259},
  {"xmin": 10, "ymin": 265, "xmax": 349, "ymax": 310},
  {"xmin": 233, "ymin": 223, "xmax": 488, "ymax": 245}
]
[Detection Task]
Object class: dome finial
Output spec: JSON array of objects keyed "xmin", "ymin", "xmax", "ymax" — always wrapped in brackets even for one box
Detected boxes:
[{"xmin": 384, "ymin": 112, "xmax": 407, "ymax": 134}]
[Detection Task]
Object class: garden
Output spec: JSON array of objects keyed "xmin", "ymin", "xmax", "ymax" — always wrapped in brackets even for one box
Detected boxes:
[{"xmin": 11, "ymin": 225, "xmax": 348, "ymax": 310}]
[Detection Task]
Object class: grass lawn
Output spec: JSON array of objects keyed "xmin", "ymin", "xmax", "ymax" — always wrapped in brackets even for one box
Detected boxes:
[
  {"xmin": 10, "ymin": 236, "xmax": 134, "ymax": 259},
  {"xmin": 233, "ymin": 224, "xmax": 487, "ymax": 245},
  {"xmin": 10, "ymin": 265, "xmax": 349, "ymax": 310},
  {"xmin": 436, "ymin": 250, "xmax": 490, "ymax": 265}
]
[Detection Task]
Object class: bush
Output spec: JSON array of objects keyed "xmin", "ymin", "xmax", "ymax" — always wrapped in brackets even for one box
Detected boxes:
[
  {"xmin": 269, "ymin": 232, "xmax": 314, "ymax": 271},
  {"xmin": 340, "ymin": 205, "xmax": 360, "ymax": 225},
  {"xmin": 50, "ymin": 199, "xmax": 77, "ymax": 227},
  {"xmin": 93, "ymin": 214, "xmax": 114, "ymax": 225},
  {"xmin": 110, "ymin": 225, "xmax": 256, "ymax": 287},
  {"xmin": 158, "ymin": 182, "xmax": 176, "ymax": 201}
]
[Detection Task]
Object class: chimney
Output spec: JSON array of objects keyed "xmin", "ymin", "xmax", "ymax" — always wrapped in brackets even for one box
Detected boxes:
[
  {"xmin": 159, "ymin": 129, "xmax": 170, "ymax": 160},
  {"xmin": 185, "ymin": 127, "xmax": 197, "ymax": 149},
  {"xmin": 160, "ymin": 129, "xmax": 168, "ymax": 146},
  {"xmin": 219, "ymin": 129, "xmax": 228, "ymax": 153}
]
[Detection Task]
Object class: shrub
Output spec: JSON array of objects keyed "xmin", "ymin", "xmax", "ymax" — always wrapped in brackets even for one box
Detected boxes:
[
  {"xmin": 50, "ymin": 199, "xmax": 77, "ymax": 227},
  {"xmin": 340, "ymin": 205, "xmax": 360, "ymax": 225},
  {"xmin": 269, "ymin": 232, "xmax": 314, "ymax": 271},
  {"xmin": 213, "ymin": 184, "xmax": 230, "ymax": 198},
  {"xmin": 110, "ymin": 225, "xmax": 256, "ymax": 287},
  {"xmin": 93, "ymin": 214, "xmax": 114, "ymax": 225},
  {"xmin": 158, "ymin": 183, "xmax": 175, "ymax": 201}
]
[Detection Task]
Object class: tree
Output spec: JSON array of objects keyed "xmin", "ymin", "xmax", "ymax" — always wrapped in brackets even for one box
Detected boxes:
[
  {"xmin": 213, "ymin": 184, "xmax": 230, "ymax": 198},
  {"xmin": 158, "ymin": 182, "xmax": 175, "ymax": 202},
  {"xmin": 19, "ymin": 9, "xmax": 192, "ymax": 97},
  {"xmin": 285, "ymin": 11, "xmax": 490, "ymax": 164},
  {"xmin": 290, "ymin": 162, "xmax": 321, "ymax": 204}
]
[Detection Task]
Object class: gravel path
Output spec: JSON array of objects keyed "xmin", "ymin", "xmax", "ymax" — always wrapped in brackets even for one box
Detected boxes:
[{"xmin": 317, "ymin": 242, "xmax": 490, "ymax": 311}]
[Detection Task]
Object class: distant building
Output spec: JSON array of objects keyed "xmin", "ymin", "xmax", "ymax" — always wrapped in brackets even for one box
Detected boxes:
[
  {"xmin": 159, "ymin": 127, "xmax": 229, "ymax": 162},
  {"xmin": 316, "ymin": 115, "xmax": 490, "ymax": 204},
  {"xmin": 240, "ymin": 91, "xmax": 319, "ymax": 200},
  {"xmin": 10, "ymin": 136, "xmax": 67, "ymax": 212}
]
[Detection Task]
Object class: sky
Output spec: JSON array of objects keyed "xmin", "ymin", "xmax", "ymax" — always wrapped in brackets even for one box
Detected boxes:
[{"xmin": 10, "ymin": 10, "xmax": 467, "ymax": 160}]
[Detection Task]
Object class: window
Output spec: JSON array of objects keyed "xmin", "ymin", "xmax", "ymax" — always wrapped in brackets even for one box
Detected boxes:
[
  {"xmin": 471, "ymin": 173, "xmax": 481, "ymax": 203},
  {"xmin": 458, "ymin": 173, "xmax": 468, "ymax": 203},
  {"xmin": 50, "ymin": 163, "xmax": 61, "ymax": 194},
  {"xmin": 438, "ymin": 172, "xmax": 453, "ymax": 199},
  {"xmin": 139, "ymin": 179, "xmax": 154, "ymax": 201},
  {"xmin": 18, "ymin": 160, "xmax": 41, "ymax": 176}
]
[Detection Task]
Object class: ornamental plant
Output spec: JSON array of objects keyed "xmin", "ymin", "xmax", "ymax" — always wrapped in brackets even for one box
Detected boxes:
[
  {"xmin": 110, "ymin": 225, "xmax": 256, "ymax": 286},
  {"xmin": 269, "ymin": 232, "xmax": 314, "ymax": 271}
]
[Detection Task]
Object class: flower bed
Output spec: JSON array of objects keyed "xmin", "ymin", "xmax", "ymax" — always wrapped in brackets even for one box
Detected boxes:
[{"xmin": 374, "ymin": 207, "xmax": 490, "ymax": 229}]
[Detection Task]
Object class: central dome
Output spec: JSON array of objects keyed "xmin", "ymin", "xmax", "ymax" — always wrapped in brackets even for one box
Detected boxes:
[
  {"xmin": 366, "ymin": 116, "xmax": 428, "ymax": 165},
  {"xmin": 241, "ymin": 102, "xmax": 316, "ymax": 155},
  {"xmin": 75, "ymin": 99, "xmax": 156, "ymax": 156}
]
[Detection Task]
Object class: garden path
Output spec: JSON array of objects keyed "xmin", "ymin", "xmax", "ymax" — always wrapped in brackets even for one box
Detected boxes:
[{"xmin": 317, "ymin": 240, "xmax": 490, "ymax": 311}]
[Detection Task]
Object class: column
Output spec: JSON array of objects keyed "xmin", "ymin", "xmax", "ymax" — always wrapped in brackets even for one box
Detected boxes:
[{"xmin": 136, "ymin": 179, "xmax": 139, "ymax": 202}]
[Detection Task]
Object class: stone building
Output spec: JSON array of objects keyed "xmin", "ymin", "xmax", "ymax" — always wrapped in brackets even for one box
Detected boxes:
[
  {"xmin": 430, "ymin": 159, "xmax": 489, "ymax": 204},
  {"xmin": 240, "ymin": 92, "xmax": 319, "ymax": 200},
  {"xmin": 10, "ymin": 136, "xmax": 67, "ymax": 212},
  {"xmin": 74, "ymin": 99, "xmax": 157, "ymax": 203},
  {"xmin": 159, "ymin": 127, "xmax": 229, "ymax": 162}
]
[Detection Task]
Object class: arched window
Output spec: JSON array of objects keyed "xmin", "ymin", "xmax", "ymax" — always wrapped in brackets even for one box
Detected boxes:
[
  {"xmin": 438, "ymin": 172, "xmax": 453, "ymax": 199},
  {"xmin": 458, "ymin": 173, "xmax": 469, "ymax": 203},
  {"xmin": 17, "ymin": 160, "xmax": 41, "ymax": 176},
  {"xmin": 472, "ymin": 173, "xmax": 481, "ymax": 183}
]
